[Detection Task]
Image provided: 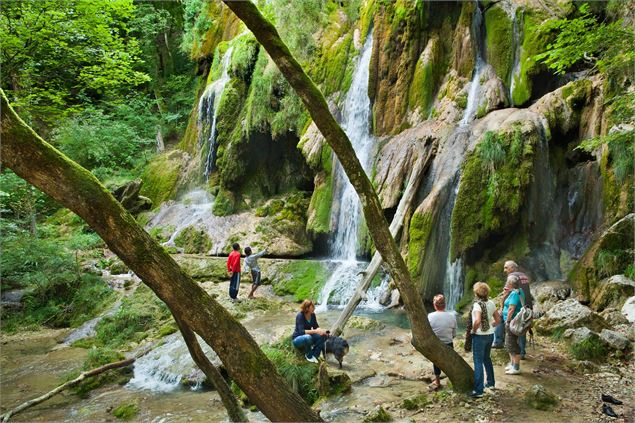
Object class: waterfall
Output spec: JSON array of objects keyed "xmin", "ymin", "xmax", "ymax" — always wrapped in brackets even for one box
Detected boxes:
[
  {"xmin": 197, "ymin": 47, "xmax": 234, "ymax": 181},
  {"xmin": 461, "ymin": 1, "xmax": 486, "ymax": 125},
  {"xmin": 509, "ymin": 6, "xmax": 524, "ymax": 106},
  {"xmin": 316, "ymin": 31, "xmax": 377, "ymax": 311},
  {"xmin": 442, "ymin": 174, "xmax": 464, "ymax": 311}
]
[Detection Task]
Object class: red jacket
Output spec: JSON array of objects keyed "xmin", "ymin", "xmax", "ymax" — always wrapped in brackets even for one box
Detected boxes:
[{"xmin": 227, "ymin": 251, "xmax": 241, "ymax": 273}]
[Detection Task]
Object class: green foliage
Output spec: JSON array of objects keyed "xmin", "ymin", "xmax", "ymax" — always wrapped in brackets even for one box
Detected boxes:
[
  {"xmin": 113, "ymin": 402, "xmax": 140, "ymax": 420},
  {"xmin": 0, "ymin": 223, "xmax": 114, "ymax": 332},
  {"xmin": 0, "ymin": 170, "xmax": 55, "ymax": 226},
  {"xmin": 230, "ymin": 35, "xmax": 260, "ymax": 80},
  {"xmin": 478, "ymin": 131, "xmax": 506, "ymax": 174},
  {"xmin": 569, "ymin": 336, "xmax": 608, "ymax": 362},
  {"xmin": 272, "ymin": 261, "xmax": 328, "ymax": 302},
  {"xmin": 92, "ymin": 284, "xmax": 171, "ymax": 349},
  {"xmin": 485, "ymin": 6, "xmax": 513, "ymax": 84},
  {"xmin": 1, "ymin": 0, "xmax": 149, "ymax": 128},
  {"xmin": 262, "ymin": 338, "xmax": 319, "ymax": 404},
  {"xmin": 174, "ymin": 226, "xmax": 212, "ymax": 254},
  {"xmin": 140, "ymin": 151, "xmax": 186, "ymax": 205},
  {"xmin": 535, "ymin": 4, "xmax": 634, "ymax": 79},
  {"xmin": 402, "ymin": 393, "xmax": 430, "ymax": 410}
]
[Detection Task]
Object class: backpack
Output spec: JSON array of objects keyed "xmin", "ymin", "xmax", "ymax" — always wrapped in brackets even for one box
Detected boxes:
[{"xmin": 509, "ymin": 289, "xmax": 533, "ymax": 336}]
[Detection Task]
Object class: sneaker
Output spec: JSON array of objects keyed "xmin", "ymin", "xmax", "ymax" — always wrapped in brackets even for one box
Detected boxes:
[
  {"xmin": 505, "ymin": 363, "xmax": 513, "ymax": 371},
  {"xmin": 469, "ymin": 391, "xmax": 483, "ymax": 398},
  {"xmin": 305, "ymin": 354, "xmax": 319, "ymax": 364},
  {"xmin": 505, "ymin": 367, "xmax": 521, "ymax": 375},
  {"xmin": 484, "ymin": 384, "xmax": 496, "ymax": 391}
]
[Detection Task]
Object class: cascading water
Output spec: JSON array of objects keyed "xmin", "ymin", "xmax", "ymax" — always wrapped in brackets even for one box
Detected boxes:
[
  {"xmin": 198, "ymin": 47, "xmax": 234, "ymax": 181},
  {"xmin": 316, "ymin": 32, "xmax": 379, "ymax": 311},
  {"xmin": 461, "ymin": 1, "xmax": 486, "ymax": 125},
  {"xmin": 509, "ymin": 6, "xmax": 524, "ymax": 106}
]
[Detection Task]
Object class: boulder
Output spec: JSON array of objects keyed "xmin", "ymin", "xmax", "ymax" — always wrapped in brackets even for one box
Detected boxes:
[
  {"xmin": 525, "ymin": 384, "xmax": 559, "ymax": 410},
  {"xmin": 531, "ymin": 280, "xmax": 571, "ymax": 316},
  {"xmin": 599, "ymin": 308, "xmax": 629, "ymax": 327},
  {"xmin": 364, "ymin": 405, "xmax": 392, "ymax": 422},
  {"xmin": 563, "ymin": 327, "xmax": 597, "ymax": 346},
  {"xmin": 317, "ymin": 361, "xmax": 352, "ymax": 397},
  {"xmin": 599, "ymin": 329, "xmax": 631, "ymax": 352},
  {"xmin": 535, "ymin": 298, "xmax": 609, "ymax": 335},
  {"xmin": 590, "ymin": 275, "xmax": 635, "ymax": 312},
  {"xmin": 111, "ymin": 179, "xmax": 153, "ymax": 215},
  {"xmin": 621, "ymin": 296, "xmax": 635, "ymax": 323}
]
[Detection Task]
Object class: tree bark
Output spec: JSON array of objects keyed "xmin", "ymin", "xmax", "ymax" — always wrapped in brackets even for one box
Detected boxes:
[
  {"xmin": 0, "ymin": 90, "xmax": 322, "ymax": 422},
  {"xmin": 330, "ymin": 145, "xmax": 434, "ymax": 337},
  {"xmin": 220, "ymin": 0, "xmax": 474, "ymax": 392},
  {"xmin": 173, "ymin": 315, "xmax": 248, "ymax": 423},
  {"xmin": 1, "ymin": 358, "xmax": 135, "ymax": 423}
]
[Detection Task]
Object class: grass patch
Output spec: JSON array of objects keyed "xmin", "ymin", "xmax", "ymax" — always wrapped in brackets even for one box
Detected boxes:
[
  {"xmin": 569, "ymin": 337, "xmax": 608, "ymax": 362},
  {"xmin": 113, "ymin": 401, "xmax": 140, "ymax": 420}
]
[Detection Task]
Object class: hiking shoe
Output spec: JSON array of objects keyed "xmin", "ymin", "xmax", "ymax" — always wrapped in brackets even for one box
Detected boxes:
[
  {"xmin": 305, "ymin": 354, "xmax": 319, "ymax": 364},
  {"xmin": 505, "ymin": 368, "xmax": 521, "ymax": 375},
  {"xmin": 602, "ymin": 394, "xmax": 623, "ymax": 405},
  {"xmin": 602, "ymin": 404, "xmax": 618, "ymax": 418},
  {"xmin": 484, "ymin": 384, "xmax": 496, "ymax": 391},
  {"xmin": 468, "ymin": 391, "xmax": 483, "ymax": 398},
  {"xmin": 505, "ymin": 363, "xmax": 513, "ymax": 371}
]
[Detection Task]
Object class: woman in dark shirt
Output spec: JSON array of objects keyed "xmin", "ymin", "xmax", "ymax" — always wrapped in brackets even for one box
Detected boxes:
[{"xmin": 292, "ymin": 299, "xmax": 327, "ymax": 363}]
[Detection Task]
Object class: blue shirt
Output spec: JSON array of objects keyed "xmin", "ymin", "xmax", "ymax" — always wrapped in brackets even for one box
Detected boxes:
[
  {"xmin": 503, "ymin": 289, "xmax": 525, "ymax": 321},
  {"xmin": 292, "ymin": 312, "xmax": 318, "ymax": 339}
]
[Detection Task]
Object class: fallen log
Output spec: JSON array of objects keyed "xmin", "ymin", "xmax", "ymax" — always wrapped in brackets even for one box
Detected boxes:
[
  {"xmin": 1, "ymin": 358, "xmax": 134, "ymax": 422},
  {"xmin": 330, "ymin": 145, "xmax": 434, "ymax": 336}
]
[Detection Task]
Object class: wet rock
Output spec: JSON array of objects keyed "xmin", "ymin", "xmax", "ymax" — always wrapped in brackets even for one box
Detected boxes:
[
  {"xmin": 111, "ymin": 179, "xmax": 153, "ymax": 215},
  {"xmin": 317, "ymin": 361, "xmax": 352, "ymax": 396},
  {"xmin": 363, "ymin": 405, "xmax": 392, "ymax": 422},
  {"xmin": 621, "ymin": 296, "xmax": 635, "ymax": 323},
  {"xmin": 535, "ymin": 298, "xmax": 609, "ymax": 335},
  {"xmin": 599, "ymin": 329, "xmax": 631, "ymax": 352},
  {"xmin": 0, "ymin": 289, "xmax": 26, "ymax": 312},
  {"xmin": 591, "ymin": 275, "xmax": 635, "ymax": 312},
  {"xmin": 524, "ymin": 384, "xmax": 559, "ymax": 410}
]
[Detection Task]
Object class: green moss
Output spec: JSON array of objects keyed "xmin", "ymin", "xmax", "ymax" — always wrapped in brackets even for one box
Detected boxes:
[
  {"xmin": 229, "ymin": 34, "xmax": 259, "ymax": 80},
  {"xmin": 174, "ymin": 226, "xmax": 212, "ymax": 254},
  {"xmin": 307, "ymin": 169, "xmax": 334, "ymax": 235},
  {"xmin": 262, "ymin": 337, "xmax": 319, "ymax": 404},
  {"xmin": 402, "ymin": 393, "xmax": 430, "ymax": 410},
  {"xmin": 525, "ymin": 385, "xmax": 559, "ymax": 411},
  {"xmin": 313, "ymin": 32, "xmax": 355, "ymax": 97},
  {"xmin": 407, "ymin": 211, "xmax": 433, "ymax": 280},
  {"xmin": 359, "ymin": 0, "xmax": 376, "ymax": 45},
  {"xmin": 511, "ymin": 11, "xmax": 554, "ymax": 106},
  {"xmin": 272, "ymin": 260, "xmax": 329, "ymax": 301},
  {"xmin": 450, "ymin": 125, "xmax": 537, "ymax": 259},
  {"xmin": 213, "ymin": 188, "xmax": 236, "ymax": 216},
  {"xmin": 569, "ymin": 336, "xmax": 608, "ymax": 362},
  {"xmin": 113, "ymin": 402, "xmax": 140, "ymax": 420},
  {"xmin": 409, "ymin": 36, "xmax": 444, "ymax": 114},
  {"xmin": 485, "ymin": 5, "xmax": 513, "ymax": 85},
  {"xmin": 364, "ymin": 406, "xmax": 392, "ymax": 422},
  {"xmin": 139, "ymin": 151, "xmax": 185, "ymax": 205}
]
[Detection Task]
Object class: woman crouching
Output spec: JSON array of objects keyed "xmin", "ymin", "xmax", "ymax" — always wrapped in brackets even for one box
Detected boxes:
[{"xmin": 292, "ymin": 299, "xmax": 328, "ymax": 363}]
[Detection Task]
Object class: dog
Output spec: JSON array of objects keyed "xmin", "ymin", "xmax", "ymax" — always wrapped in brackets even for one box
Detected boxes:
[{"xmin": 324, "ymin": 335, "xmax": 349, "ymax": 369}]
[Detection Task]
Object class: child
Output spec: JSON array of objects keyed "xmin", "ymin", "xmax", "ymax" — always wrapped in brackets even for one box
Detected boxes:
[
  {"xmin": 227, "ymin": 243, "xmax": 241, "ymax": 300},
  {"xmin": 244, "ymin": 246, "xmax": 267, "ymax": 299}
]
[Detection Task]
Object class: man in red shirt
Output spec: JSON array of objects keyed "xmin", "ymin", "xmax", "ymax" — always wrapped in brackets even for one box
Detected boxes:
[{"xmin": 227, "ymin": 243, "xmax": 241, "ymax": 300}]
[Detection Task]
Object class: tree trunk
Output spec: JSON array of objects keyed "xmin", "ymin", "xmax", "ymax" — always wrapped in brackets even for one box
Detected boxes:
[
  {"xmin": 220, "ymin": 1, "xmax": 474, "ymax": 392},
  {"xmin": 0, "ymin": 90, "xmax": 322, "ymax": 422},
  {"xmin": 1, "ymin": 358, "xmax": 135, "ymax": 423},
  {"xmin": 173, "ymin": 316, "xmax": 248, "ymax": 422},
  {"xmin": 330, "ymin": 145, "xmax": 434, "ymax": 337}
]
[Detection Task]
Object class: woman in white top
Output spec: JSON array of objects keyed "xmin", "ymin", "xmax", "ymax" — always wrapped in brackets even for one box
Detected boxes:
[{"xmin": 470, "ymin": 282, "xmax": 501, "ymax": 398}]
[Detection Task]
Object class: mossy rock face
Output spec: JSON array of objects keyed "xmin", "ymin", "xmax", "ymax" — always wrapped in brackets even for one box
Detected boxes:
[
  {"xmin": 112, "ymin": 401, "xmax": 140, "ymax": 420},
  {"xmin": 450, "ymin": 124, "xmax": 539, "ymax": 260},
  {"xmin": 364, "ymin": 405, "xmax": 392, "ymax": 422},
  {"xmin": 485, "ymin": 5, "xmax": 513, "ymax": 85},
  {"xmin": 569, "ymin": 214, "xmax": 634, "ymax": 303},
  {"xmin": 174, "ymin": 226, "xmax": 213, "ymax": 254},
  {"xmin": 140, "ymin": 150, "xmax": 187, "ymax": 205},
  {"xmin": 409, "ymin": 35, "xmax": 444, "ymax": 116},
  {"xmin": 524, "ymin": 385, "xmax": 559, "ymax": 411},
  {"xmin": 590, "ymin": 275, "xmax": 635, "ymax": 312},
  {"xmin": 172, "ymin": 255, "xmax": 228, "ymax": 281},
  {"xmin": 271, "ymin": 260, "xmax": 330, "ymax": 302},
  {"xmin": 407, "ymin": 210, "xmax": 434, "ymax": 280},
  {"xmin": 317, "ymin": 361, "xmax": 352, "ymax": 397}
]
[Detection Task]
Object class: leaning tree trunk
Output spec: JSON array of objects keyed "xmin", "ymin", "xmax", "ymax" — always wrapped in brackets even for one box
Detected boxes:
[
  {"xmin": 173, "ymin": 316, "xmax": 248, "ymax": 423},
  {"xmin": 0, "ymin": 90, "xmax": 322, "ymax": 422},
  {"xmin": 220, "ymin": 0, "xmax": 474, "ymax": 392}
]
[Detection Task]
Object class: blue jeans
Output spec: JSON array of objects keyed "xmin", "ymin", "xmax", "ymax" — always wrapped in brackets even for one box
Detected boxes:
[
  {"xmin": 472, "ymin": 334, "xmax": 495, "ymax": 395},
  {"xmin": 229, "ymin": 272, "xmax": 240, "ymax": 299},
  {"xmin": 493, "ymin": 320, "xmax": 505, "ymax": 346},
  {"xmin": 292, "ymin": 334, "xmax": 326, "ymax": 359},
  {"xmin": 519, "ymin": 334, "xmax": 526, "ymax": 356}
]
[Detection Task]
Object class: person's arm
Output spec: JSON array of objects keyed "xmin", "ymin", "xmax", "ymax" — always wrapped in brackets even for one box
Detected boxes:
[
  {"xmin": 306, "ymin": 314, "xmax": 326, "ymax": 336},
  {"xmin": 493, "ymin": 308, "xmax": 501, "ymax": 326},
  {"xmin": 472, "ymin": 304, "xmax": 482, "ymax": 333},
  {"xmin": 506, "ymin": 305, "xmax": 516, "ymax": 326},
  {"xmin": 227, "ymin": 255, "xmax": 233, "ymax": 275},
  {"xmin": 254, "ymin": 249, "xmax": 267, "ymax": 259}
]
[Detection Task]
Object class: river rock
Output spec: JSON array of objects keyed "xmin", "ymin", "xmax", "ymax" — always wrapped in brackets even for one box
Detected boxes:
[
  {"xmin": 599, "ymin": 329, "xmax": 631, "ymax": 351},
  {"xmin": 590, "ymin": 275, "xmax": 635, "ymax": 312},
  {"xmin": 535, "ymin": 298, "xmax": 609, "ymax": 335},
  {"xmin": 525, "ymin": 385, "xmax": 559, "ymax": 410},
  {"xmin": 621, "ymin": 296, "xmax": 635, "ymax": 323},
  {"xmin": 363, "ymin": 405, "xmax": 392, "ymax": 422},
  {"xmin": 317, "ymin": 361, "xmax": 352, "ymax": 397}
]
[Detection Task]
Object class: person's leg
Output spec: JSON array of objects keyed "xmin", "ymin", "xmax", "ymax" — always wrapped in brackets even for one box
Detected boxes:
[
  {"xmin": 493, "ymin": 320, "xmax": 505, "ymax": 347},
  {"xmin": 292, "ymin": 335, "xmax": 312, "ymax": 354},
  {"xmin": 518, "ymin": 334, "xmax": 526, "ymax": 358},
  {"xmin": 309, "ymin": 333, "xmax": 326, "ymax": 359},
  {"xmin": 472, "ymin": 335, "xmax": 485, "ymax": 395},
  {"xmin": 432, "ymin": 362, "xmax": 441, "ymax": 388},
  {"xmin": 229, "ymin": 272, "xmax": 239, "ymax": 299},
  {"xmin": 483, "ymin": 334, "xmax": 495, "ymax": 388}
]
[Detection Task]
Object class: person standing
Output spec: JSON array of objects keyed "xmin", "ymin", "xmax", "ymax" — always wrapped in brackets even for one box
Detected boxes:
[
  {"xmin": 503, "ymin": 275, "xmax": 525, "ymax": 374},
  {"xmin": 428, "ymin": 294, "xmax": 457, "ymax": 391},
  {"xmin": 492, "ymin": 284, "xmax": 511, "ymax": 348},
  {"xmin": 244, "ymin": 246, "xmax": 267, "ymax": 299},
  {"xmin": 470, "ymin": 282, "xmax": 501, "ymax": 398},
  {"xmin": 292, "ymin": 299, "xmax": 328, "ymax": 363},
  {"xmin": 227, "ymin": 243, "xmax": 242, "ymax": 300},
  {"xmin": 503, "ymin": 260, "xmax": 532, "ymax": 358}
]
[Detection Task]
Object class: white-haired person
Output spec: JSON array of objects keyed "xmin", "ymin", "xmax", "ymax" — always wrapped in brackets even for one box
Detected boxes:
[
  {"xmin": 503, "ymin": 260, "xmax": 532, "ymax": 358},
  {"xmin": 428, "ymin": 294, "xmax": 457, "ymax": 391}
]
